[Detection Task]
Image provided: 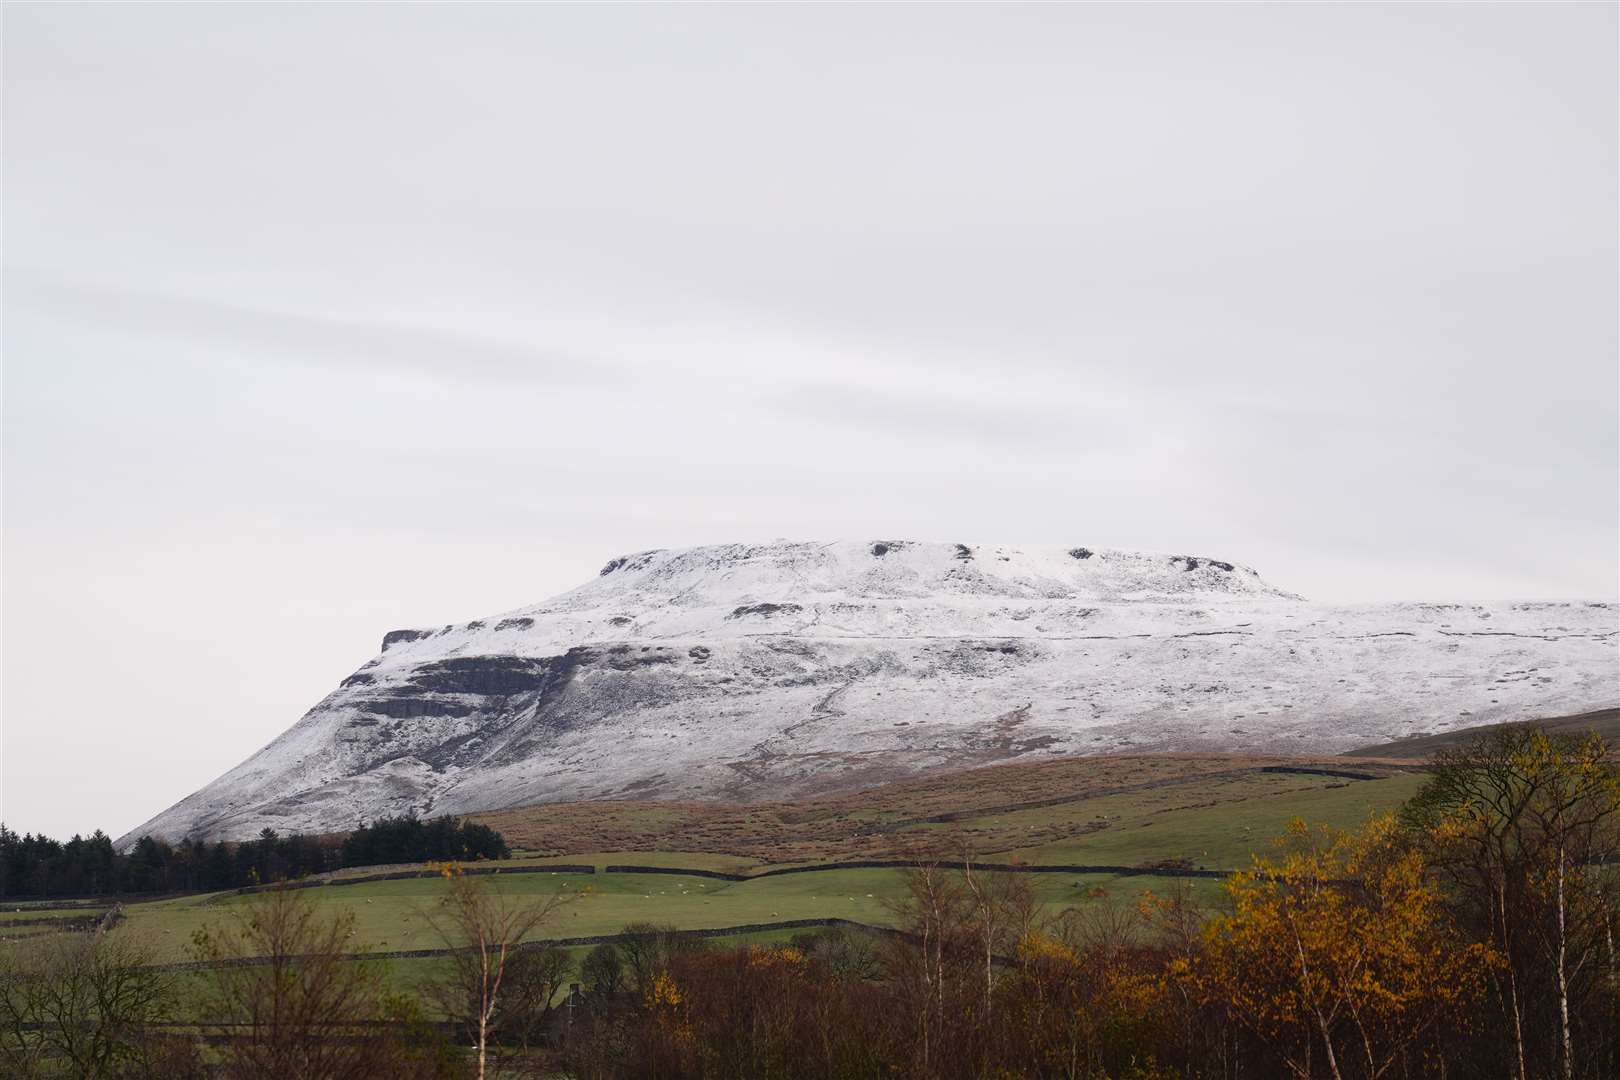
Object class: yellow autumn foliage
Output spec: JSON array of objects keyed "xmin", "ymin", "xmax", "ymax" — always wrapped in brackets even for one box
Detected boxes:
[
  {"xmin": 646, "ymin": 969, "xmax": 683, "ymax": 1009},
  {"xmin": 1191, "ymin": 814, "xmax": 1497, "ymax": 1078}
]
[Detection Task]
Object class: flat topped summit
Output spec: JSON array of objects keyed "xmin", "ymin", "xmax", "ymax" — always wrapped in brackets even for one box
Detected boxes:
[
  {"xmin": 370, "ymin": 541, "xmax": 1296, "ymax": 665},
  {"xmin": 122, "ymin": 539, "xmax": 1617, "ymax": 845},
  {"xmin": 568, "ymin": 540, "xmax": 1289, "ymax": 607}
]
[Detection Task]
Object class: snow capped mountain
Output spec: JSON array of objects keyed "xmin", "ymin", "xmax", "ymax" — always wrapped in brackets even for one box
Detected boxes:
[{"xmin": 122, "ymin": 541, "xmax": 1620, "ymax": 843}]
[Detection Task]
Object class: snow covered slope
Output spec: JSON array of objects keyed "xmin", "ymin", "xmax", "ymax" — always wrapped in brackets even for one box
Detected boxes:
[{"xmin": 122, "ymin": 541, "xmax": 1620, "ymax": 843}]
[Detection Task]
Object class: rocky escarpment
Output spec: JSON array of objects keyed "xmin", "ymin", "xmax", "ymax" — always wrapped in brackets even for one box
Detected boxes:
[{"xmin": 122, "ymin": 540, "xmax": 1620, "ymax": 843}]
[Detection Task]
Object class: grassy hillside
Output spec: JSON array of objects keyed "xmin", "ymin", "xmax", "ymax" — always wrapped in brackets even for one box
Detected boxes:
[
  {"xmin": 1345, "ymin": 707, "xmax": 1620, "ymax": 759},
  {"xmin": 90, "ymin": 752, "xmax": 1430, "ymax": 964},
  {"xmin": 472, "ymin": 752, "xmax": 1419, "ymax": 867}
]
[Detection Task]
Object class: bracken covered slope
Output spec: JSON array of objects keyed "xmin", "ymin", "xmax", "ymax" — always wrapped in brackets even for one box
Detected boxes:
[{"xmin": 122, "ymin": 541, "xmax": 1620, "ymax": 843}]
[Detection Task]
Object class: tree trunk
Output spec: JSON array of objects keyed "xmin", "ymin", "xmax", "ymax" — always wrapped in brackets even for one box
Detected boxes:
[
  {"xmin": 1312, "ymin": 1002, "xmax": 1344, "ymax": 1080},
  {"xmin": 1497, "ymin": 876, "xmax": 1528, "ymax": 1080},
  {"xmin": 918, "ymin": 919, "xmax": 931, "ymax": 1075},
  {"xmin": 1292, "ymin": 925, "xmax": 1343, "ymax": 1080},
  {"xmin": 1556, "ymin": 842, "xmax": 1574, "ymax": 1080},
  {"xmin": 476, "ymin": 941, "xmax": 491, "ymax": 1080},
  {"xmin": 983, "ymin": 928, "xmax": 993, "ymax": 1021},
  {"xmin": 1606, "ymin": 905, "xmax": 1616, "ymax": 991}
]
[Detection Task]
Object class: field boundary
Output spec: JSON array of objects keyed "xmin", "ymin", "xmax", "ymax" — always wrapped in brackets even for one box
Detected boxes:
[
  {"xmin": 147, "ymin": 917, "xmax": 902, "ymax": 972},
  {"xmin": 1257, "ymin": 765, "xmax": 1385, "ymax": 781},
  {"xmin": 18, "ymin": 857, "xmax": 1234, "ymax": 917},
  {"xmin": 215, "ymin": 863, "xmax": 599, "ymax": 901},
  {"xmin": 603, "ymin": 860, "xmax": 1233, "ymax": 881}
]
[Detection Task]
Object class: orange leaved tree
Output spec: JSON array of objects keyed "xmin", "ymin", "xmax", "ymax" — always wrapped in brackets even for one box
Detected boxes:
[
  {"xmin": 1403, "ymin": 725, "xmax": 1620, "ymax": 1080},
  {"xmin": 1192, "ymin": 814, "xmax": 1495, "ymax": 1080}
]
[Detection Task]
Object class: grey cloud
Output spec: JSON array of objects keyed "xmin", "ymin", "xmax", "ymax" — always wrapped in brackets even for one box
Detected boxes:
[
  {"xmin": 6, "ymin": 274, "xmax": 614, "ymax": 390},
  {"xmin": 771, "ymin": 380, "xmax": 1131, "ymax": 451}
]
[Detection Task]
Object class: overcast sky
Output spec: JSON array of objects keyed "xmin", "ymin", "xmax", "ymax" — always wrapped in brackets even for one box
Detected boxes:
[{"xmin": 3, "ymin": 4, "xmax": 1616, "ymax": 840}]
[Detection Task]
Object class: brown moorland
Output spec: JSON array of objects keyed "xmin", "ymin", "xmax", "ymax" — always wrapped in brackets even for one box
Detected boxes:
[
  {"xmin": 1346, "ymin": 705, "xmax": 1620, "ymax": 759},
  {"xmin": 471, "ymin": 752, "xmax": 1419, "ymax": 867}
]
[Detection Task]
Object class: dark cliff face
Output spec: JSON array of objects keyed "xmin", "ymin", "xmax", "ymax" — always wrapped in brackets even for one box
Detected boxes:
[
  {"xmin": 336, "ymin": 645, "xmax": 696, "ymax": 776},
  {"xmin": 349, "ymin": 653, "xmax": 579, "ymax": 730},
  {"xmin": 404, "ymin": 656, "xmax": 557, "ymax": 695},
  {"xmin": 353, "ymin": 697, "xmax": 476, "ymax": 720},
  {"xmin": 729, "ymin": 603, "xmax": 804, "ymax": 619},
  {"xmin": 381, "ymin": 628, "xmax": 432, "ymax": 651}
]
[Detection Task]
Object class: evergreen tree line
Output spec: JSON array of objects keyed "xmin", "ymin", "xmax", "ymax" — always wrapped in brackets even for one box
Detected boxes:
[{"xmin": 0, "ymin": 814, "xmax": 509, "ymax": 899}]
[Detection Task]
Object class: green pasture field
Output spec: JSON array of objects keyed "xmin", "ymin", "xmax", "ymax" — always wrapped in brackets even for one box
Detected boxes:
[
  {"xmin": 0, "ymin": 906, "xmax": 109, "ymax": 922},
  {"xmin": 995, "ymin": 770, "xmax": 1428, "ymax": 866},
  {"xmin": 149, "ymin": 923, "xmax": 876, "ymax": 1025},
  {"xmin": 121, "ymin": 868, "xmax": 909, "ymax": 963},
  {"xmin": 517, "ymin": 849, "xmax": 765, "ymax": 873},
  {"xmin": 115, "ymin": 864, "xmax": 1225, "ymax": 965},
  {"xmin": 13, "ymin": 762, "xmax": 1426, "ymax": 967}
]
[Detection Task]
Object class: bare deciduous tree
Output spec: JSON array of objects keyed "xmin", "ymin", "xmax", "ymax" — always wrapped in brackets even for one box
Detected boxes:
[
  {"xmin": 580, "ymin": 942, "xmax": 625, "ymax": 995},
  {"xmin": 616, "ymin": 922, "xmax": 707, "ymax": 1000},
  {"xmin": 493, "ymin": 945, "xmax": 572, "ymax": 1054},
  {"xmin": 423, "ymin": 865, "xmax": 570, "ymax": 1080},
  {"xmin": 192, "ymin": 885, "xmax": 441, "ymax": 1080},
  {"xmin": 0, "ymin": 927, "xmax": 196, "ymax": 1079}
]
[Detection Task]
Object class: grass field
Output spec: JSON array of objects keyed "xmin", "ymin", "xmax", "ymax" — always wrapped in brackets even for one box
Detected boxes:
[
  {"xmin": 996, "ymin": 769, "xmax": 1428, "ymax": 867},
  {"xmin": 88, "ymin": 754, "xmax": 1426, "ymax": 964},
  {"xmin": 121, "ymin": 868, "xmax": 897, "ymax": 962},
  {"xmin": 119, "ymin": 866, "xmax": 1202, "ymax": 965},
  {"xmin": 0, "ymin": 907, "xmax": 109, "ymax": 922}
]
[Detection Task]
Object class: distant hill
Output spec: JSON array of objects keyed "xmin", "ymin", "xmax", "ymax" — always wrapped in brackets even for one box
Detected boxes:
[{"xmin": 122, "ymin": 540, "xmax": 1619, "ymax": 844}]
